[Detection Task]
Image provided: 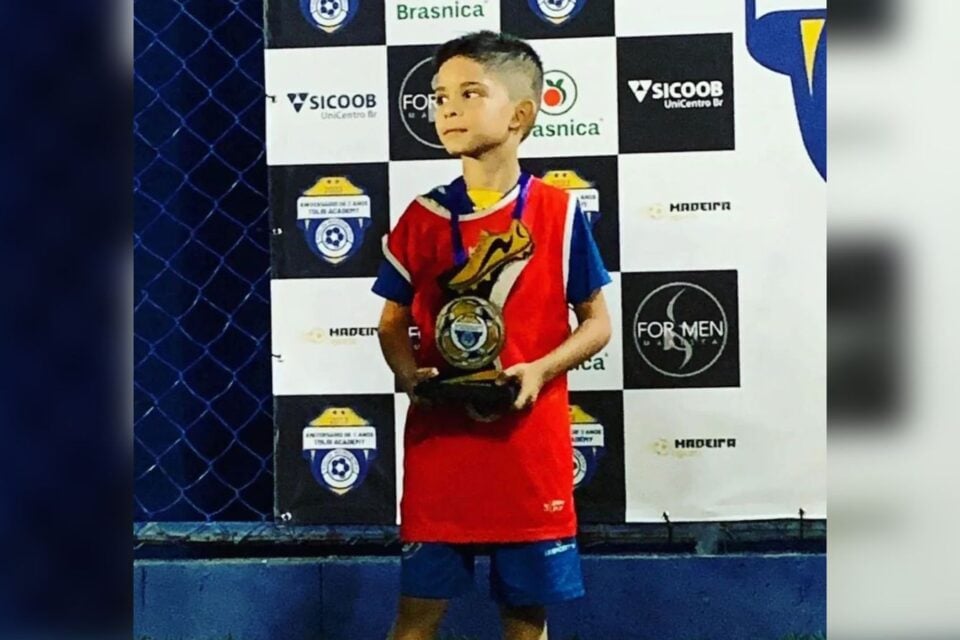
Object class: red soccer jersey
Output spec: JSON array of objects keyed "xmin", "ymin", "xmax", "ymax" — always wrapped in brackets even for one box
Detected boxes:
[{"xmin": 372, "ymin": 172, "xmax": 610, "ymax": 543}]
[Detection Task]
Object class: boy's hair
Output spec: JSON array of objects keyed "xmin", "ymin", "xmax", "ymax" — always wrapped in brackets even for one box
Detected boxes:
[{"xmin": 433, "ymin": 30, "xmax": 543, "ymax": 140}]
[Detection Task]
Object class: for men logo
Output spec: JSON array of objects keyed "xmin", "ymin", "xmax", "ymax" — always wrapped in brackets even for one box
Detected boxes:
[
  {"xmin": 634, "ymin": 282, "xmax": 727, "ymax": 378},
  {"xmin": 399, "ymin": 57, "xmax": 442, "ymax": 149},
  {"xmin": 623, "ymin": 270, "xmax": 739, "ymax": 388}
]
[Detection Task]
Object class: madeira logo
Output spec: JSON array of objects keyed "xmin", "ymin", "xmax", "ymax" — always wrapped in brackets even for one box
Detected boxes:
[
  {"xmin": 528, "ymin": 0, "xmax": 585, "ymax": 26},
  {"xmin": 746, "ymin": 0, "xmax": 826, "ymax": 179},
  {"xmin": 299, "ymin": 0, "xmax": 359, "ymax": 33},
  {"xmin": 570, "ymin": 405, "xmax": 605, "ymax": 489},
  {"xmin": 296, "ymin": 176, "xmax": 371, "ymax": 266},
  {"xmin": 302, "ymin": 406, "xmax": 378, "ymax": 496}
]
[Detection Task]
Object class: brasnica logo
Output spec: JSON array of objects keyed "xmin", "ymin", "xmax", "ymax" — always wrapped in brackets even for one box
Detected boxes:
[
  {"xmin": 540, "ymin": 70, "xmax": 577, "ymax": 116},
  {"xmin": 299, "ymin": 0, "xmax": 359, "ymax": 33},
  {"xmin": 531, "ymin": 70, "xmax": 600, "ymax": 139},
  {"xmin": 396, "ymin": 1, "xmax": 487, "ymax": 20},
  {"xmin": 628, "ymin": 79, "xmax": 726, "ymax": 110},
  {"xmin": 633, "ymin": 282, "xmax": 728, "ymax": 378}
]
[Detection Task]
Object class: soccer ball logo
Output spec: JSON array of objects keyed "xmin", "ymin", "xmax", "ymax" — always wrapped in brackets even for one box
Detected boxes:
[
  {"xmin": 314, "ymin": 218, "xmax": 355, "ymax": 262},
  {"xmin": 300, "ymin": 0, "xmax": 357, "ymax": 33},
  {"xmin": 436, "ymin": 296, "xmax": 505, "ymax": 370},
  {"xmin": 320, "ymin": 449, "xmax": 360, "ymax": 490},
  {"xmin": 528, "ymin": 0, "xmax": 585, "ymax": 25},
  {"xmin": 573, "ymin": 448, "xmax": 587, "ymax": 487}
]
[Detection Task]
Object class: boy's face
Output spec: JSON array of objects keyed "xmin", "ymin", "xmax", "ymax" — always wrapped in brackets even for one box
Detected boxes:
[{"xmin": 433, "ymin": 55, "xmax": 528, "ymax": 158}]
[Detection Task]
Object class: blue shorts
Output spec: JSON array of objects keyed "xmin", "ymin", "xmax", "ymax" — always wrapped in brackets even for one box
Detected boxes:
[{"xmin": 400, "ymin": 537, "xmax": 585, "ymax": 607}]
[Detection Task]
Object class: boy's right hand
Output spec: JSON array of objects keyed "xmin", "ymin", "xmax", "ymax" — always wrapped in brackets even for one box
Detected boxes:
[{"xmin": 401, "ymin": 367, "xmax": 439, "ymax": 405}]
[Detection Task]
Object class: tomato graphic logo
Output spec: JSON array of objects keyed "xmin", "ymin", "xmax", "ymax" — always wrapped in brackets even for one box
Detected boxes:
[{"xmin": 540, "ymin": 70, "xmax": 578, "ymax": 116}]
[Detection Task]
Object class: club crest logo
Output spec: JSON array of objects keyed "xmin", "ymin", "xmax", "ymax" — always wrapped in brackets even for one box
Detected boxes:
[
  {"xmin": 570, "ymin": 404, "xmax": 605, "ymax": 488},
  {"xmin": 299, "ymin": 0, "xmax": 359, "ymax": 33},
  {"xmin": 540, "ymin": 169, "xmax": 600, "ymax": 226},
  {"xmin": 302, "ymin": 406, "xmax": 377, "ymax": 495},
  {"xmin": 746, "ymin": 0, "xmax": 826, "ymax": 179},
  {"xmin": 528, "ymin": 0, "xmax": 586, "ymax": 26},
  {"xmin": 297, "ymin": 176, "xmax": 371, "ymax": 266}
]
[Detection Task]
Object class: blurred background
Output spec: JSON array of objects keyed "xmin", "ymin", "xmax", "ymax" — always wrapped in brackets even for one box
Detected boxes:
[{"xmin": 829, "ymin": 0, "xmax": 960, "ymax": 637}]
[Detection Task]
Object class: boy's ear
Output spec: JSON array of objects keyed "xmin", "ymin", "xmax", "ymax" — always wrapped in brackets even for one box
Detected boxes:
[{"xmin": 511, "ymin": 98, "xmax": 538, "ymax": 137}]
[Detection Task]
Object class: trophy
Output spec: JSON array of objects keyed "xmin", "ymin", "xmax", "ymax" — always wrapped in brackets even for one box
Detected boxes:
[{"xmin": 414, "ymin": 216, "xmax": 534, "ymax": 421}]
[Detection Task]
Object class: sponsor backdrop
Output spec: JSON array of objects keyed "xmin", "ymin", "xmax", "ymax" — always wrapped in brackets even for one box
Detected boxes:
[{"xmin": 266, "ymin": 0, "xmax": 826, "ymax": 525}]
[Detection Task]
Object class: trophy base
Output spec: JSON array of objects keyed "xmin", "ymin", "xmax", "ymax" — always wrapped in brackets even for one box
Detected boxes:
[{"xmin": 414, "ymin": 370, "xmax": 519, "ymax": 419}]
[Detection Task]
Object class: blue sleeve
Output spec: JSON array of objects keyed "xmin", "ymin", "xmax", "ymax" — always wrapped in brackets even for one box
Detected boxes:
[
  {"xmin": 567, "ymin": 202, "xmax": 612, "ymax": 305},
  {"xmin": 371, "ymin": 259, "xmax": 413, "ymax": 305},
  {"xmin": 371, "ymin": 227, "xmax": 414, "ymax": 305}
]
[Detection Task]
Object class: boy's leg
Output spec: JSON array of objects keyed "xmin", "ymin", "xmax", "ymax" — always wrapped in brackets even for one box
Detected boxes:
[
  {"xmin": 490, "ymin": 537, "xmax": 585, "ymax": 640},
  {"xmin": 388, "ymin": 596, "xmax": 449, "ymax": 640},
  {"xmin": 499, "ymin": 604, "xmax": 548, "ymax": 640},
  {"xmin": 390, "ymin": 542, "xmax": 475, "ymax": 639}
]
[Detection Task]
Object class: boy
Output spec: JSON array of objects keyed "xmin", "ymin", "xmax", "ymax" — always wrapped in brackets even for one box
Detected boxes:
[{"xmin": 372, "ymin": 31, "xmax": 612, "ymax": 640}]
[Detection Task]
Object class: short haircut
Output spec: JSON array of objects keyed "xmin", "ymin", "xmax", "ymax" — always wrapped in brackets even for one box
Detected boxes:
[{"xmin": 433, "ymin": 30, "xmax": 543, "ymax": 140}]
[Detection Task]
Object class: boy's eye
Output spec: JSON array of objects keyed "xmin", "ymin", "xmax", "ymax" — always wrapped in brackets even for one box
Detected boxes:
[
  {"xmin": 464, "ymin": 90, "xmax": 480, "ymax": 98},
  {"xmin": 435, "ymin": 95, "xmax": 447, "ymax": 105}
]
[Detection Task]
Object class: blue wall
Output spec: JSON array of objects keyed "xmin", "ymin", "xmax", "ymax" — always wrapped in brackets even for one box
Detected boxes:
[{"xmin": 134, "ymin": 554, "xmax": 825, "ymax": 640}]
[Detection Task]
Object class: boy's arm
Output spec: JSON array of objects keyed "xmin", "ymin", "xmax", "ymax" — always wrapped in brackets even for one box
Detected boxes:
[
  {"xmin": 499, "ymin": 288, "xmax": 612, "ymax": 410},
  {"xmin": 378, "ymin": 300, "xmax": 437, "ymax": 401}
]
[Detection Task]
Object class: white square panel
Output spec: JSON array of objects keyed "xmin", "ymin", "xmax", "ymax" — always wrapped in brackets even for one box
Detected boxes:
[
  {"xmin": 622, "ymin": 388, "xmax": 823, "ymax": 522},
  {"xmin": 387, "ymin": 158, "xmax": 462, "ymax": 226},
  {"xmin": 385, "ymin": 0, "xmax": 500, "ymax": 46},
  {"xmin": 617, "ymin": 151, "xmax": 746, "ymax": 272},
  {"xmin": 270, "ymin": 278, "xmax": 393, "ymax": 395},
  {"xmin": 393, "ymin": 392, "xmax": 410, "ymax": 525},
  {"xmin": 519, "ymin": 37, "xmax": 619, "ymax": 158},
  {"xmin": 265, "ymin": 47, "xmax": 390, "ymax": 165},
  {"xmin": 615, "ymin": 0, "xmax": 741, "ymax": 37},
  {"xmin": 568, "ymin": 272, "xmax": 623, "ymax": 391}
]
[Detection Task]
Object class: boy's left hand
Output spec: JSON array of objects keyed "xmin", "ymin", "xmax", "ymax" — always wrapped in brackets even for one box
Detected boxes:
[{"xmin": 497, "ymin": 361, "xmax": 546, "ymax": 411}]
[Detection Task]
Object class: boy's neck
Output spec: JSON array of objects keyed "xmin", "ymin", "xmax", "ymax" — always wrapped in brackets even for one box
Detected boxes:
[{"xmin": 461, "ymin": 147, "xmax": 521, "ymax": 194}]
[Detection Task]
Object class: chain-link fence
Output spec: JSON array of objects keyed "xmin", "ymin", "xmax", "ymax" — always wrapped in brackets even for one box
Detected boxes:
[{"xmin": 134, "ymin": 0, "xmax": 273, "ymax": 523}]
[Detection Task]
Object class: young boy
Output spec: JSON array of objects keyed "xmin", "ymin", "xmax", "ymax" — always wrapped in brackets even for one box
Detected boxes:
[{"xmin": 372, "ymin": 31, "xmax": 612, "ymax": 640}]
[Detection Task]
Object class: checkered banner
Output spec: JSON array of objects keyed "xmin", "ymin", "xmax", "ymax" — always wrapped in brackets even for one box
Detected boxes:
[{"xmin": 265, "ymin": 0, "xmax": 826, "ymax": 525}]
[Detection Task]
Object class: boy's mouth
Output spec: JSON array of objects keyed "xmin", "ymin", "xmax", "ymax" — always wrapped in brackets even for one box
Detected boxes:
[{"xmin": 442, "ymin": 128, "xmax": 467, "ymax": 136}]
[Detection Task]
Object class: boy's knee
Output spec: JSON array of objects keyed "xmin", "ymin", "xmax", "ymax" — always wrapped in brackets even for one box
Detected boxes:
[
  {"xmin": 500, "ymin": 604, "xmax": 548, "ymax": 640},
  {"xmin": 391, "ymin": 596, "xmax": 449, "ymax": 639}
]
